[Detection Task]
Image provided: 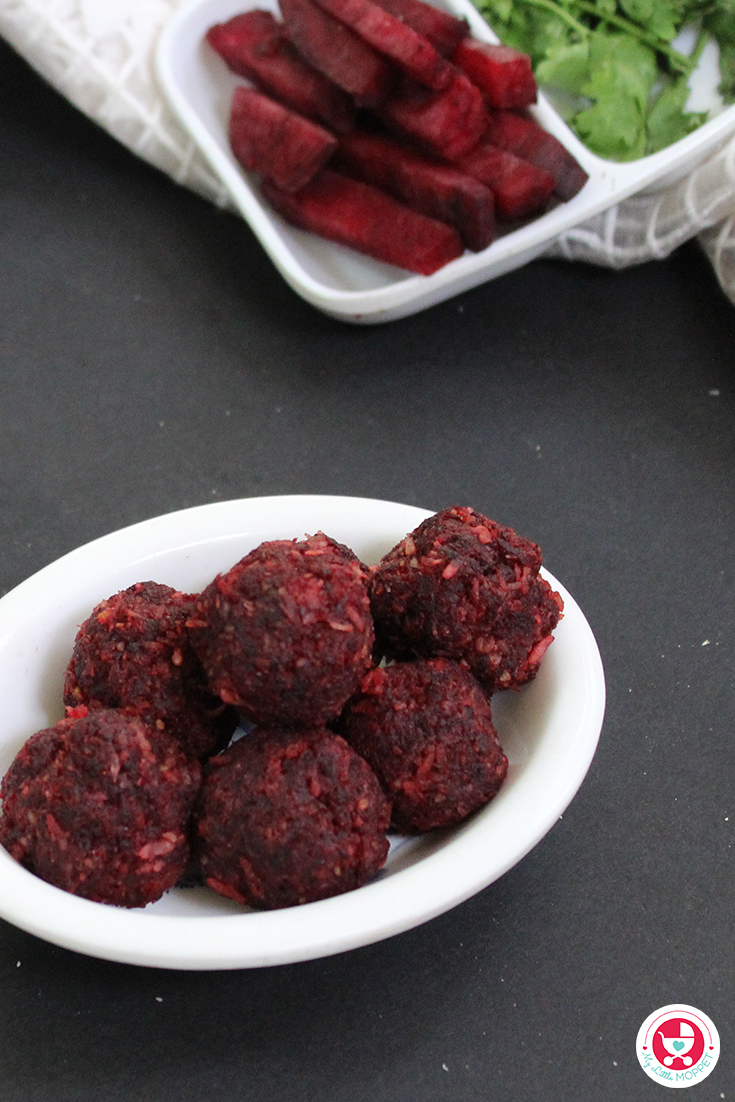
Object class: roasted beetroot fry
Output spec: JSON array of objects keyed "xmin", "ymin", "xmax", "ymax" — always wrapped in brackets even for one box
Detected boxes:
[
  {"xmin": 452, "ymin": 39, "xmax": 536, "ymax": 109},
  {"xmin": 335, "ymin": 129, "xmax": 495, "ymax": 250},
  {"xmin": 206, "ymin": 10, "xmax": 355, "ymax": 133},
  {"xmin": 280, "ymin": 0, "xmax": 392, "ymax": 107},
  {"xmin": 380, "ymin": 70, "xmax": 488, "ymax": 160},
  {"xmin": 261, "ymin": 168, "xmax": 464, "ymax": 274},
  {"xmin": 453, "ymin": 140, "xmax": 554, "ymax": 219},
  {"xmin": 311, "ymin": 0, "xmax": 450, "ymax": 89},
  {"xmin": 372, "ymin": 0, "xmax": 469, "ymax": 56},
  {"xmin": 484, "ymin": 110, "xmax": 589, "ymax": 200},
  {"xmin": 229, "ymin": 86, "xmax": 337, "ymax": 192}
]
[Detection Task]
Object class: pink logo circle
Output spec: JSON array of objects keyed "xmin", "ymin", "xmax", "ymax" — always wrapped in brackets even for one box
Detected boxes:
[
  {"xmin": 637, "ymin": 1005, "xmax": 719, "ymax": 1088},
  {"xmin": 651, "ymin": 1018, "xmax": 705, "ymax": 1069}
]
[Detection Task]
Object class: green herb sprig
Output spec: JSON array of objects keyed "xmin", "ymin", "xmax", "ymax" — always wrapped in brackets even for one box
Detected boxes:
[{"xmin": 472, "ymin": 0, "xmax": 735, "ymax": 160}]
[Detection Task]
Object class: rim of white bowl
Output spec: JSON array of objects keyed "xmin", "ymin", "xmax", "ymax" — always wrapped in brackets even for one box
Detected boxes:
[{"xmin": 0, "ymin": 496, "xmax": 605, "ymax": 969}]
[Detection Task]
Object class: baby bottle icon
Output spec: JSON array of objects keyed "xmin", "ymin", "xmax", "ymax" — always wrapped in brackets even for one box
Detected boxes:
[{"xmin": 658, "ymin": 1021, "xmax": 696, "ymax": 1066}]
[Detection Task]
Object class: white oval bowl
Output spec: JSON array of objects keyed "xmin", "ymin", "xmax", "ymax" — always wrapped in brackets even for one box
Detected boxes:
[{"xmin": 0, "ymin": 495, "xmax": 605, "ymax": 969}]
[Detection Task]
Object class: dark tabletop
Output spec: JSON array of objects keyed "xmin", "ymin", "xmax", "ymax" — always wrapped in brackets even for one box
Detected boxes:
[{"xmin": 1, "ymin": 35, "xmax": 734, "ymax": 1102}]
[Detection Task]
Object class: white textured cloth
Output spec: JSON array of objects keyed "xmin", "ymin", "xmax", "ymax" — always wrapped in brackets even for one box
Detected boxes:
[
  {"xmin": 0, "ymin": 0, "xmax": 231, "ymax": 205},
  {"xmin": 2, "ymin": 0, "xmax": 735, "ymax": 303}
]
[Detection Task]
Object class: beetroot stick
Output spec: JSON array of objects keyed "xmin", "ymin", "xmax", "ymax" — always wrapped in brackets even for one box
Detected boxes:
[
  {"xmin": 312, "ymin": 0, "xmax": 451, "ymax": 89},
  {"xmin": 206, "ymin": 10, "xmax": 355, "ymax": 133},
  {"xmin": 336, "ymin": 129, "xmax": 495, "ymax": 250},
  {"xmin": 452, "ymin": 39, "xmax": 537, "ymax": 109},
  {"xmin": 262, "ymin": 168, "xmax": 464, "ymax": 274},
  {"xmin": 371, "ymin": 0, "xmax": 469, "ymax": 56},
  {"xmin": 229, "ymin": 86, "xmax": 337, "ymax": 193},
  {"xmin": 453, "ymin": 140, "xmax": 555, "ymax": 219},
  {"xmin": 280, "ymin": 0, "xmax": 393, "ymax": 108},
  {"xmin": 484, "ymin": 110, "xmax": 589, "ymax": 200},
  {"xmin": 380, "ymin": 70, "xmax": 488, "ymax": 160}
]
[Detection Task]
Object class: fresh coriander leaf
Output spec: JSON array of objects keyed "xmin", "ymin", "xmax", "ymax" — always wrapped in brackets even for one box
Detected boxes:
[
  {"xmin": 717, "ymin": 42, "xmax": 735, "ymax": 102},
  {"xmin": 703, "ymin": 1, "xmax": 735, "ymax": 49},
  {"xmin": 572, "ymin": 32, "xmax": 657, "ymax": 158},
  {"xmin": 588, "ymin": 0, "xmax": 619, "ymax": 18},
  {"xmin": 690, "ymin": 0, "xmax": 735, "ymax": 101},
  {"xmin": 536, "ymin": 42, "xmax": 592, "ymax": 119},
  {"xmin": 475, "ymin": 0, "xmax": 574, "ymax": 63},
  {"xmin": 471, "ymin": 0, "xmax": 725, "ymax": 157},
  {"xmin": 574, "ymin": 98, "xmax": 646, "ymax": 158},
  {"xmin": 618, "ymin": 0, "xmax": 679, "ymax": 42},
  {"xmin": 646, "ymin": 76, "xmax": 707, "ymax": 151},
  {"xmin": 582, "ymin": 31, "xmax": 658, "ymax": 114},
  {"xmin": 536, "ymin": 42, "xmax": 592, "ymax": 96},
  {"xmin": 480, "ymin": 0, "xmax": 514, "ymax": 21},
  {"xmin": 678, "ymin": 0, "xmax": 710, "ymax": 22}
]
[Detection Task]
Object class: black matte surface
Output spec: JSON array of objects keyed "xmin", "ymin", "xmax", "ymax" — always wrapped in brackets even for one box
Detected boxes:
[{"xmin": 1, "ymin": 36, "xmax": 734, "ymax": 1101}]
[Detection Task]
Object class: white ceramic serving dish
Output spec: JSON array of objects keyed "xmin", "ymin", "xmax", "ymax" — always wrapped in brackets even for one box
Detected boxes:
[
  {"xmin": 155, "ymin": 0, "xmax": 735, "ymax": 322},
  {"xmin": 0, "ymin": 495, "xmax": 605, "ymax": 970}
]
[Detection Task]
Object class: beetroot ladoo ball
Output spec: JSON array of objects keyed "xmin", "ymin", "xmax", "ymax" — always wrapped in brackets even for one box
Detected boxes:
[
  {"xmin": 370, "ymin": 505, "xmax": 564, "ymax": 693},
  {"xmin": 0, "ymin": 709, "xmax": 201, "ymax": 908},
  {"xmin": 64, "ymin": 581, "xmax": 237, "ymax": 760},
  {"xmin": 195, "ymin": 727, "xmax": 391, "ymax": 909},
  {"xmin": 340, "ymin": 659, "xmax": 508, "ymax": 832},
  {"xmin": 187, "ymin": 533, "xmax": 375, "ymax": 726}
]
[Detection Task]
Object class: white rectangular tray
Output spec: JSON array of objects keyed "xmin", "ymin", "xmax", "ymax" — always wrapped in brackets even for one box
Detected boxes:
[{"xmin": 156, "ymin": 0, "xmax": 735, "ymax": 322}]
